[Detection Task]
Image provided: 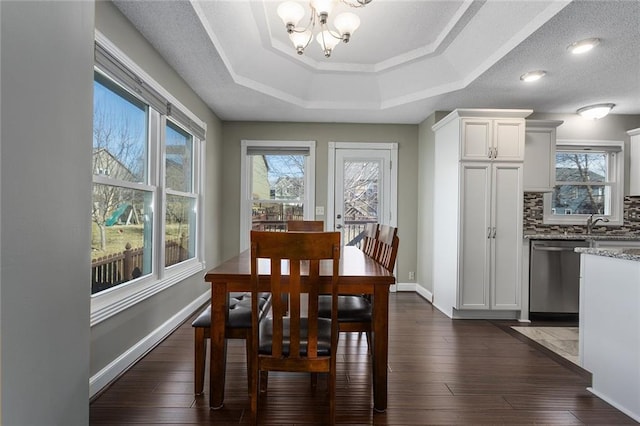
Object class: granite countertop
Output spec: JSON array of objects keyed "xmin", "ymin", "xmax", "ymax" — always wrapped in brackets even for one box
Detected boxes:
[
  {"xmin": 575, "ymin": 247, "xmax": 640, "ymax": 262},
  {"xmin": 523, "ymin": 233, "xmax": 640, "ymax": 241}
]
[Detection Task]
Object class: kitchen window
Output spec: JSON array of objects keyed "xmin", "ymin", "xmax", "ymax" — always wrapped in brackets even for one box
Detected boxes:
[
  {"xmin": 91, "ymin": 33, "xmax": 206, "ymax": 325},
  {"xmin": 543, "ymin": 139, "xmax": 624, "ymax": 226}
]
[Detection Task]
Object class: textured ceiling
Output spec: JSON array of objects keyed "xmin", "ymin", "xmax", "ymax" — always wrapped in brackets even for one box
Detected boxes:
[{"xmin": 113, "ymin": 0, "xmax": 640, "ymax": 124}]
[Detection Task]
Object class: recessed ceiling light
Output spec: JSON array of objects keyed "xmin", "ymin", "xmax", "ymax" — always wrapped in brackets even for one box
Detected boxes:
[
  {"xmin": 520, "ymin": 70, "xmax": 546, "ymax": 82},
  {"xmin": 577, "ymin": 103, "xmax": 615, "ymax": 120},
  {"xmin": 567, "ymin": 38, "xmax": 600, "ymax": 54}
]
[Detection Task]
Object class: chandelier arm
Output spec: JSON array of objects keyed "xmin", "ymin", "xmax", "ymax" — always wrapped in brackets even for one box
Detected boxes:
[
  {"xmin": 340, "ymin": 0, "xmax": 372, "ymax": 8},
  {"xmin": 288, "ymin": 11, "xmax": 315, "ymax": 34}
]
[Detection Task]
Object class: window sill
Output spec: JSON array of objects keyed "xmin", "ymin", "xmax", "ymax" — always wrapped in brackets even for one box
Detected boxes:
[{"xmin": 90, "ymin": 260, "xmax": 205, "ymax": 326}]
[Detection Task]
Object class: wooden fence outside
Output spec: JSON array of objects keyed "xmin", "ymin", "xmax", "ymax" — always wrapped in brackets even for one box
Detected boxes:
[{"xmin": 91, "ymin": 236, "xmax": 188, "ymax": 294}]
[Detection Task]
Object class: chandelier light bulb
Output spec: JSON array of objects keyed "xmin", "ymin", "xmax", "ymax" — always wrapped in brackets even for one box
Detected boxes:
[
  {"xmin": 277, "ymin": 1, "xmax": 306, "ymax": 30},
  {"xmin": 311, "ymin": 0, "xmax": 335, "ymax": 23},
  {"xmin": 289, "ymin": 29, "xmax": 313, "ymax": 54},
  {"xmin": 333, "ymin": 12, "xmax": 360, "ymax": 42},
  {"xmin": 316, "ymin": 30, "xmax": 341, "ymax": 57}
]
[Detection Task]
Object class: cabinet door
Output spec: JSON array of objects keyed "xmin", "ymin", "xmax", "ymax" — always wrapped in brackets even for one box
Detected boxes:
[
  {"xmin": 458, "ymin": 163, "xmax": 491, "ymax": 309},
  {"xmin": 629, "ymin": 129, "xmax": 640, "ymax": 196},
  {"xmin": 493, "ymin": 119, "xmax": 525, "ymax": 161},
  {"xmin": 461, "ymin": 119, "xmax": 491, "ymax": 161},
  {"xmin": 491, "ymin": 163, "xmax": 523, "ymax": 309},
  {"xmin": 524, "ymin": 127, "xmax": 555, "ymax": 192}
]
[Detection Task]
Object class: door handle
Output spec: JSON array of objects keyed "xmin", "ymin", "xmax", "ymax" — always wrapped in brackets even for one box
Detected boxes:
[
  {"xmin": 336, "ymin": 224, "xmax": 342, "ymax": 229},
  {"xmin": 492, "ymin": 227, "xmax": 497, "ymax": 238}
]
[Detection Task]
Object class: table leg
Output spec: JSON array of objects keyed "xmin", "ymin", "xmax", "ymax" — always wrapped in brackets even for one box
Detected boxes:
[
  {"xmin": 372, "ymin": 285, "xmax": 389, "ymax": 412},
  {"xmin": 209, "ymin": 282, "xmax": 228, "ymax": 409}
]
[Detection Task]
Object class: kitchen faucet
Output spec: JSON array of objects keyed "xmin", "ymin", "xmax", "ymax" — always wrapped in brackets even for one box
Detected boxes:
[{"xmin": 586, "ymin": 213, "xmax": 609, "ymax": 234}]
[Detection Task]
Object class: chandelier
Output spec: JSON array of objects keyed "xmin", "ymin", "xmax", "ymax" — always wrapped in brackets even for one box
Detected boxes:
[{"xmin": 276, "ymin": 0, "xmax": 372, "ymax": 58}]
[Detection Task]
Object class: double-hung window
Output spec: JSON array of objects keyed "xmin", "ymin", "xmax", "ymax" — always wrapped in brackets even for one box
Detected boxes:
[
  {"xmin": 544, "ymin": 140, "xmax": 624, "ymax": 225},
  {"xmin": 91, "ymin": 33, "xmax": 205, "ymax": 324},
  {"xmin": 239, "ymin": 140, "xmax": 316, "ymax": 251}
]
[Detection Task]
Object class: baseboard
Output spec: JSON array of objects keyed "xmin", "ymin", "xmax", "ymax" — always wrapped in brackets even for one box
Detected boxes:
[
  {"xmin": 414, "ymin": 285, "xmax": 433, "ymax": 302},
  {"xmin": 89, "ymin": 291, "xmax": 210, "ymax": 398},
  {"xmin": 395, "ymin": 282, "xmax": 414, "ymax": 292}
]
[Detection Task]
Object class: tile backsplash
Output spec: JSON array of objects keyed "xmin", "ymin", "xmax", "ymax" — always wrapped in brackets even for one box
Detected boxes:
[{"xmin": 523, "ymin": 193, "xmax": 640, "ymax": 235}]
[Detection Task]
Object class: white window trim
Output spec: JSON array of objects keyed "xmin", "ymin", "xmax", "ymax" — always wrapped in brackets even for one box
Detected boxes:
[
  {"xmin": 543, "ymin": 139, "xmax": 624, "ymax": 226},
  {"xmin": 239, "ymin": 140, "xmax": 316, "ymax": 252},
  {"xmin": 91, "ymin": 32, "xmax": 207, "ymax": 326}
]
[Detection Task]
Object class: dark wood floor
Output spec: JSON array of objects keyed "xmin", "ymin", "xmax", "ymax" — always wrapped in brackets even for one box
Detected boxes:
[{"xmin": 90, "ymin": 293, "xmax": 637, "ymax": 425}]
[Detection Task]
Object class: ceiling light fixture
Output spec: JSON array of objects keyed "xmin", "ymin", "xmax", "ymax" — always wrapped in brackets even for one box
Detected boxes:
[
  {"xmin": 577, "ymin": 103, "xmax": 615, "ymax": 120},
  {"xmin": 520, "ymin": 70, "xmax": 546, "ymax": 83},
  {"xmin": 277, "ymin": 0, "xmax": 372, "ymax": 58},
  {"xmin": 567, "ymin": 38, "xmax": 600, "ymax": 54}
]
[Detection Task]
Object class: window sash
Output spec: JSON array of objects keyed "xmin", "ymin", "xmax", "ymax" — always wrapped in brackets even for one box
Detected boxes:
[{"xmin": 543, "ymin": 139, "xmax": 624, "ymax": 225}]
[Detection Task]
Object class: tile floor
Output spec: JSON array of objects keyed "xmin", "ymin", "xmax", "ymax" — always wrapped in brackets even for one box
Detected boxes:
[{"xmin": 511, "ymin": 326, "xmax": 579, "ymax": 365}]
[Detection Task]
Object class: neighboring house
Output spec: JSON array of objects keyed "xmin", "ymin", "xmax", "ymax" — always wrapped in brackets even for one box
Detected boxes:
[
  {"xmin": 553, "ymin": 168, "xmax": 606, "ymax": 214},
  {"xmin": 252, "ymin": 155, "xmax": 270, "ymax": 200},
  {"xmin": 272, "ymin": 175, "xmax": 302, "ymax": 199},
  {"xmin": 92, "ymin": 147, "xmax": 139, "ymax": 181}
]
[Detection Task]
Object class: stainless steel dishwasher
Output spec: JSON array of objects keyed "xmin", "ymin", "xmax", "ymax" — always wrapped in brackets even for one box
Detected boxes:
[{"xmin": 529, "ymin": 240, "xmax": 589, "ymax": 319}]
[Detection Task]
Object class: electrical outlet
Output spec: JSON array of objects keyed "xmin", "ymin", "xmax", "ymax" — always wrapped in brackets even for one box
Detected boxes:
[
  {"xmin": 315, "ymin": 206, "xmax": 324, "ymax": 216},
  {"xmin": 408, "ymin": 271, "xmax": 415, "ymax": 280}
]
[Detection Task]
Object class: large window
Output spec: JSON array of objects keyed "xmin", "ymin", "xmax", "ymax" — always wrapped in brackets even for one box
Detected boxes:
[
  {"xmin": 544, "ymin": 140, "xmax": 623, "ymax": 225},
  {"xmin": 91, "ymin": 34, "xmax": 205, "ymax": 324},
  {"xmin": 240, "ymin": 141, "xmax": 316, "ymax": 251}
]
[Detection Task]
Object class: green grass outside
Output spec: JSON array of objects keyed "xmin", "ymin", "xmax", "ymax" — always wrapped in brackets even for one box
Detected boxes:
[{"xmin": 91, "ymin": 223, "xmax": 186, "ymax": 260}]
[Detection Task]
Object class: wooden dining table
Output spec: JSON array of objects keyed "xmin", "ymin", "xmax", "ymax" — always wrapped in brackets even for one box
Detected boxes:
[{"xmin": 204, "ymin": 245, "xmax": 396, "ymax": 412}]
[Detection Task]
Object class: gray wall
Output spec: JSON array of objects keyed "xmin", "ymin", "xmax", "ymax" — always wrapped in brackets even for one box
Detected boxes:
[
  {"xmin": 221, "ymin": 122, "xmax": 419, "ymax": 284},
  {"xmin": 1, "ymin": 2, "xmax": 94, "ymax": 424},
  {"xmin": 91, "ymin": 2, "xmax": 223, "ymax": 377},
  {"xmin": 0, "ymin": 3, "xmax": 222, "ymax": 423}
]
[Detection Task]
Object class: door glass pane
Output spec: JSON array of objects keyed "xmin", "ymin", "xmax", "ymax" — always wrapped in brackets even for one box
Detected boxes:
[
  {"xmin": 165, "ymin": 194, "xmax": 196, "ymax": 266},
  {"xmin": 91, "ymin": 184, "xmax": 153, "ymax": 294},
  {"xmin": 250, "ymin": 154, "xmax": 305, "ymax": 231},
  {"xmin": 342, "ymin": 160, "xmax": 380, "ymax": 246}
]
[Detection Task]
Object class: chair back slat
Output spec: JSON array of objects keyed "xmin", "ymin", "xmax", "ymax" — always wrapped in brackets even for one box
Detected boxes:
[
  {"xmin": 362, "ymin": 223, "xmax": 379, "ymax": 258},
  {"xmin": 287, "ymin": 220, "xmax": 324, "ymax": 231}
]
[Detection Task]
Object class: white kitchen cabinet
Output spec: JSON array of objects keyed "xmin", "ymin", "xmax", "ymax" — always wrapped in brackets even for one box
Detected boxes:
[
  {"xmin": 524, "ymin": 120, "xmax": 563, "ymax": 192},
  {"xmin": 432, "ymin": 108, "xmax": 531, "ymax": 319},
  {"xmin": 459, "ymin": 162, "xmax": 523, "ymax": 310},
  {"xmin": 628, "ymin": 128, "xmax": 640, "ymax": 196},
  {"xmin": 461, "ymin": 117, "xmax": 526, "ymax": 162}
]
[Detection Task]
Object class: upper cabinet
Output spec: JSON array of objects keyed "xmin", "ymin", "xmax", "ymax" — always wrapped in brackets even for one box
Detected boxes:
[
  {"xmin": 629, "ymin": 128, "xmax": 640, "ymax": 196},
  {"xmin": 524, "ymin": 120, "xmax": 563, "ymax": 192},
  {"xmin": 461, "ymin": 117, "xmax": 527, "ymax": 162}
]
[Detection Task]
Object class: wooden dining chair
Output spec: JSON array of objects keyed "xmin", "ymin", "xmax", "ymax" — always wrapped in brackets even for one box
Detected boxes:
[
  {"xmin": 375, "ymin": 225, "xmax": 399, "ymax": 270},
  {"xmin": 286, "ymin": 220, "xmax": 324, "ymax": 231},
  {"xmin": 361, "ymin": 222, "xmax": 379, "ymax": 257},
  {"xmin": 318, "ymin": 225, "xmax": 399, "ymax": 347},
  {"xmin": 191, "ymin": 292, "xmax": 271, "ymax": 395},
  {"xmin": 249, "ymin": 230, "xmax": 341, "ymax": 425}
]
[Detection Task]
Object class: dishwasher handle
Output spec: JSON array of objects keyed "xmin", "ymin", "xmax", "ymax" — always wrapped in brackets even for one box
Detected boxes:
[{"xmin": 533, "ymin": 246, "xmax": 579, "ymax": 252}]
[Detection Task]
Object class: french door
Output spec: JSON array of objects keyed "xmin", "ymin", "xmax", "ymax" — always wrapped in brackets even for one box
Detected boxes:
[{"xmin": 327, "ymin": 142, "xmax": 397, "ymax": 248}]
